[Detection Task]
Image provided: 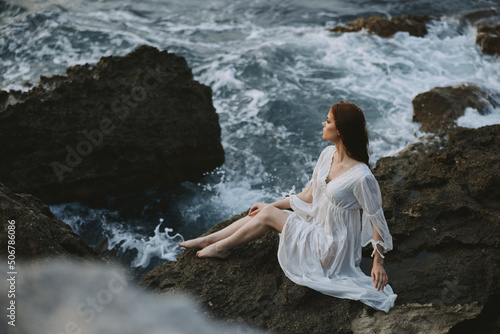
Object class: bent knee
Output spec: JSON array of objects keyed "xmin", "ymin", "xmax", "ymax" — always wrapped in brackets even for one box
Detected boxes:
[
  {"xmin": 257, "ymin": 205, "xmax": 284, "ymax": 229},
  {"xmin": 259, "ymin": 204, "xmax": 276, "ymax": 217}
]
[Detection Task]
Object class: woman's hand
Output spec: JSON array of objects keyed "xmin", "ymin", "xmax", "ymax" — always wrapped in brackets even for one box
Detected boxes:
[
  {"xmin": 248, "ymin": 203, "xmax": 268, "ymax": 217},
  {"xmin": 371, "ymin": 263, "xmax": 388, "ymax": 291}
]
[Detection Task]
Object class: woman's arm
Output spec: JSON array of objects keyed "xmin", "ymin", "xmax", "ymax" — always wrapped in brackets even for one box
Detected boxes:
[
  {"xmin": 270, "ymin": 197, "xmax": 291, "ymax": 210},
  {"xmin": 272, "ymin": 181, "xmax": 313, "ymax": 209},
  {"xmin": 249, "ymin": 181, "xmax": 313, "ymax": 216},
  {"xmin": 371, "ymin": 225, "xmax": 388, "ymax": 291},
  {"xmin": 296, "ymin": 182, "xmax": 313, "ymax": 204}
]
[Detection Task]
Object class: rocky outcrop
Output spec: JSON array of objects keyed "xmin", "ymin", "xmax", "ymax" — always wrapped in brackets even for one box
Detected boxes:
[
  {"xmin": 327, "ymin": 14, "xmax": 433, "ymax": 38},
  {"xmin": 461, "ymin": 9, "xmax": 500, "ymax": 57},
  {"xmin": 0, "ymin": 45, "xmax": 224, "ymax": 205},
  {"xmin": 140, "ymin": 123, "xmax": 500, "ymax": 333},
  {"xmin": 476, "ymin": 25, "xmax": 500, "ymax": 56},
  {"xmin": 411, "ymin": 83, "xmax": 495, "ymax": 133},
  {"xmin": 141, "ymin": 212, "xmax": 357, "ymax": 334},
  {"xmin": 0, "ymin": 182, "xmax": 102, "ymax": 264},
  {"xmin": 372, "ymin": 125, "xmax": 500, "ymax": 333}
]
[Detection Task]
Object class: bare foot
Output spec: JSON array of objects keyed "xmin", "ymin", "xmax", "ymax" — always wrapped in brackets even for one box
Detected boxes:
[
  {"xmin": 196, "ymin": 243, "xmax": 230, "ymax": 259},
  {"xmin": 178, "ymin": 236, "xmax": 212, "ymax": 249}
]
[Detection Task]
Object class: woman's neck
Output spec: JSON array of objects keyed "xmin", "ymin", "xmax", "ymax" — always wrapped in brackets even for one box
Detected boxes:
[{"xmin": 333, "ymin": 140, "xmax": 349, "ymax": 163}]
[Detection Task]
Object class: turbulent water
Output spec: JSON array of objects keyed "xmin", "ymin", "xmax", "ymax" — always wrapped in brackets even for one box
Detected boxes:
[{"xmin": 1, "ymin": 0, "xmax": 499, "ymax": 278}]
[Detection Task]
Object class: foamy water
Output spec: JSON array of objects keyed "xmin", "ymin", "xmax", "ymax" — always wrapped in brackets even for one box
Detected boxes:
[
  {"xmin": 457, "ymin": 107, "xmax": 500, "ymax": 128},
  {"xmin": 1, "ymin": 0, "xmax": 499, "ymax": 274}
]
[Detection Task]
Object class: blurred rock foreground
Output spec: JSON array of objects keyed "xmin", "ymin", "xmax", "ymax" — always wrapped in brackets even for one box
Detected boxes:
[
  {"xmin": 140, "ymin": 85, "xmax": 500, "ymax": 333},
  {"xmin": 0, "ymin": 45, "xmax": 224, "ymax": 205},
  {"xmin": 0, "ymin": 261, "xmax": 263, "ymax": 334}
]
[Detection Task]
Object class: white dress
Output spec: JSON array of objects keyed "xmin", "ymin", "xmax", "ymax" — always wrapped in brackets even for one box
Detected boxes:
[{"xmin": 278, "ymin": 145, "xmax": 397, "ymax": 312}]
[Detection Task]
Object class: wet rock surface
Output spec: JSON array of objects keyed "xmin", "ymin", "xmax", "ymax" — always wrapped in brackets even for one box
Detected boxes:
[
  {"xmin": 140, "ymin": 212, "xmax": 354, "ymax": 334},
  {"xmin": 411, "ymin": 83, "xmax": 496, "ymax": 133},
  {"xmin": 373, "ymin": 124, "xmax": 500, "ymax": 333},
  {"xmin": 0, "ymin": 182, "xmax": 102, "ymax": 265},
  {"xmin": 140, "ymin": 124, "xmax": 500, "ymax": 333},
  {"xmin": 0, "ymin": 45, "xmax": 224, "ymax": 205},
  {"xmin": 476, "ymin": 25, "xmax": 500, "ymax": 56},
  {"xmin": 459, "ymin": 9, "xmax": 500, "ymax": 57},
  {"xmin": 327, "ymin": 14, "xmax": 433, "ymax": 38}
]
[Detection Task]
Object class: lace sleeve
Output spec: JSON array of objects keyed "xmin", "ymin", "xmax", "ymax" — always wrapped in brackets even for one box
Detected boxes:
[{"xmin": 353, "ymin": 173, "xmax": 393, "ymax": 258}]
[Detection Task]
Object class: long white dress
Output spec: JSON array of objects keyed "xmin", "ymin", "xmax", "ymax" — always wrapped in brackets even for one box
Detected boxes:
[{"xmin": 278, "ymin": 145, "xmax": 397, "ymax": 312}]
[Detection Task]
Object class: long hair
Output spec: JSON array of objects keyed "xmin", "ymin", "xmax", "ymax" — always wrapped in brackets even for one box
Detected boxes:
[{"xmin": 331, "ymin": 101, "xmax": 370, "ymax": 166}]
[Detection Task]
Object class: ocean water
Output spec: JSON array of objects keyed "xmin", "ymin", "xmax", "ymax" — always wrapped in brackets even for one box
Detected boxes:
[{"xmin": 1, "ymin": 0, "xmax": 499, "ymax": 279}]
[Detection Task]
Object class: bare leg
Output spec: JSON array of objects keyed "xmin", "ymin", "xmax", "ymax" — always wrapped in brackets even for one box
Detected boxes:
[
  {"xmin": 178, "ymin": 214, "xmax": 253, "ymax": 249},
  {"xmin": 196, "ymin": 205, "xmax": 289, "ymax": 258}
]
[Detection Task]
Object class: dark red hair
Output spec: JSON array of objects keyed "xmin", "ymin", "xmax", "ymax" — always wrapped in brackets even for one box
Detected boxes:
[{"xmin": 331, "ymin": 101, "xmax": 370, "ymax": 165}]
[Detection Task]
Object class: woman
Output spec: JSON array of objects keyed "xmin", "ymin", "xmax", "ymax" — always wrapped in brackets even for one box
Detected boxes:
[{"xmin": 179, "ymin": 101, "xmax": 397, "ymax": 312}]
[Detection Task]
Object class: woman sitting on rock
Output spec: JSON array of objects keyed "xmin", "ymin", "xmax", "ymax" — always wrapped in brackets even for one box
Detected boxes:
[{"xmin": 179, "ymin": 101, "xmax": 397, "ymax": 312}]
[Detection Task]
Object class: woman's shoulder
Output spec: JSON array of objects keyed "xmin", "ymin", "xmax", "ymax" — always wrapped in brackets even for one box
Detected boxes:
[
  {"xmin": 319, "ymin": 144, "xmax": 336, "ymax": 156},
  {"xmin": 352, "ymin": 164, "xmax": 380, "ymax": 188},
  {"xmin": 347, "ymin": 161, "xmax": 371, "ymax": 178},
  {"xmin": 315, "ymin": 145, "xmax": 335, "ymax": 165}
]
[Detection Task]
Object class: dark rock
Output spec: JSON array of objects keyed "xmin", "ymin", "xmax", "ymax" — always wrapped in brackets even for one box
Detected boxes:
[
  {"xmin": 460, "ymin": 9, "xmax": 500, "ymax": 56},
  {"xmin": 476, "ymin": 25, "xmax": 500, "ymax": 56},
  {"xmin": 374, "ymin": 125, "xmax": 500, "ymax": 313},
  {"xmin": 0, "ymin": 45, "xmax": 224, "ymax": 205},
  {"xmin": 411, "ymin": 83, "xmax": 494, "ymax": 133},
  {"xmin": 140, "ymin": 211, "xmax": 353, "ymax": 334},
  {"xmin": 327, "ymin": 14, "xmax": 434, "ymax": 38},
  {"xmin": 140, "ymin": 126, "xmax": 500, "ymax": 333},
  {"xmin": 0, "ymin": 182, "xmax": 102, "ymax": 264}
]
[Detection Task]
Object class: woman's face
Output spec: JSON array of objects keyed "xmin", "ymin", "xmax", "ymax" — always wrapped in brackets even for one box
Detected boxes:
[{"xmin": 322, "ymin": 108, "xmax": 340, "ymax": 142}]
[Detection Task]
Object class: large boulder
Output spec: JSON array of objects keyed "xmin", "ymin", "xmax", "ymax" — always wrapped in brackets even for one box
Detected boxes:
[
  {"xmin": 0, "ymin": 45, "xmax": 224, "ymax": 205},
  {"xmin": 140, "ymin": 125, "xmax": 500, "ymax": 333},
  {"xmin": 0, "ymin": 182, "xmax": 102, "ymax": 265},
  {"xmin": 411, "ymin": 83, "xmax": 495, "ymax": 133},
  {"xmin": 459, "ymin": 9, "xmax": 500, "ymax": 57},
  {"xmin": 372, "ymin": 125, "xmax": 500, "ymax": 333},
  {"xmin": 327, "ymin": 14, "xmax": 434, "ymax": 38}
]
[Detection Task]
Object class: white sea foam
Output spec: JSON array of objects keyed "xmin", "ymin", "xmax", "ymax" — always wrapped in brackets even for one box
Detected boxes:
[
  {"xmin": 457, "ymin": 107, "xmax": 500, "ymax": 128},
  {"xmin": 50, "ymin": 204, "xmax": 184, "ymax": 268},
  {"xmin": 106, "ymin": 218, "xmax": 184, "ymax": 268}
]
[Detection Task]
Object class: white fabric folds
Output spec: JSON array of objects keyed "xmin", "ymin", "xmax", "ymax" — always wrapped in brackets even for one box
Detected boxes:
[{"xmin": 277, "ymin": 145, "xmax": 397, "ymax": 312}]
